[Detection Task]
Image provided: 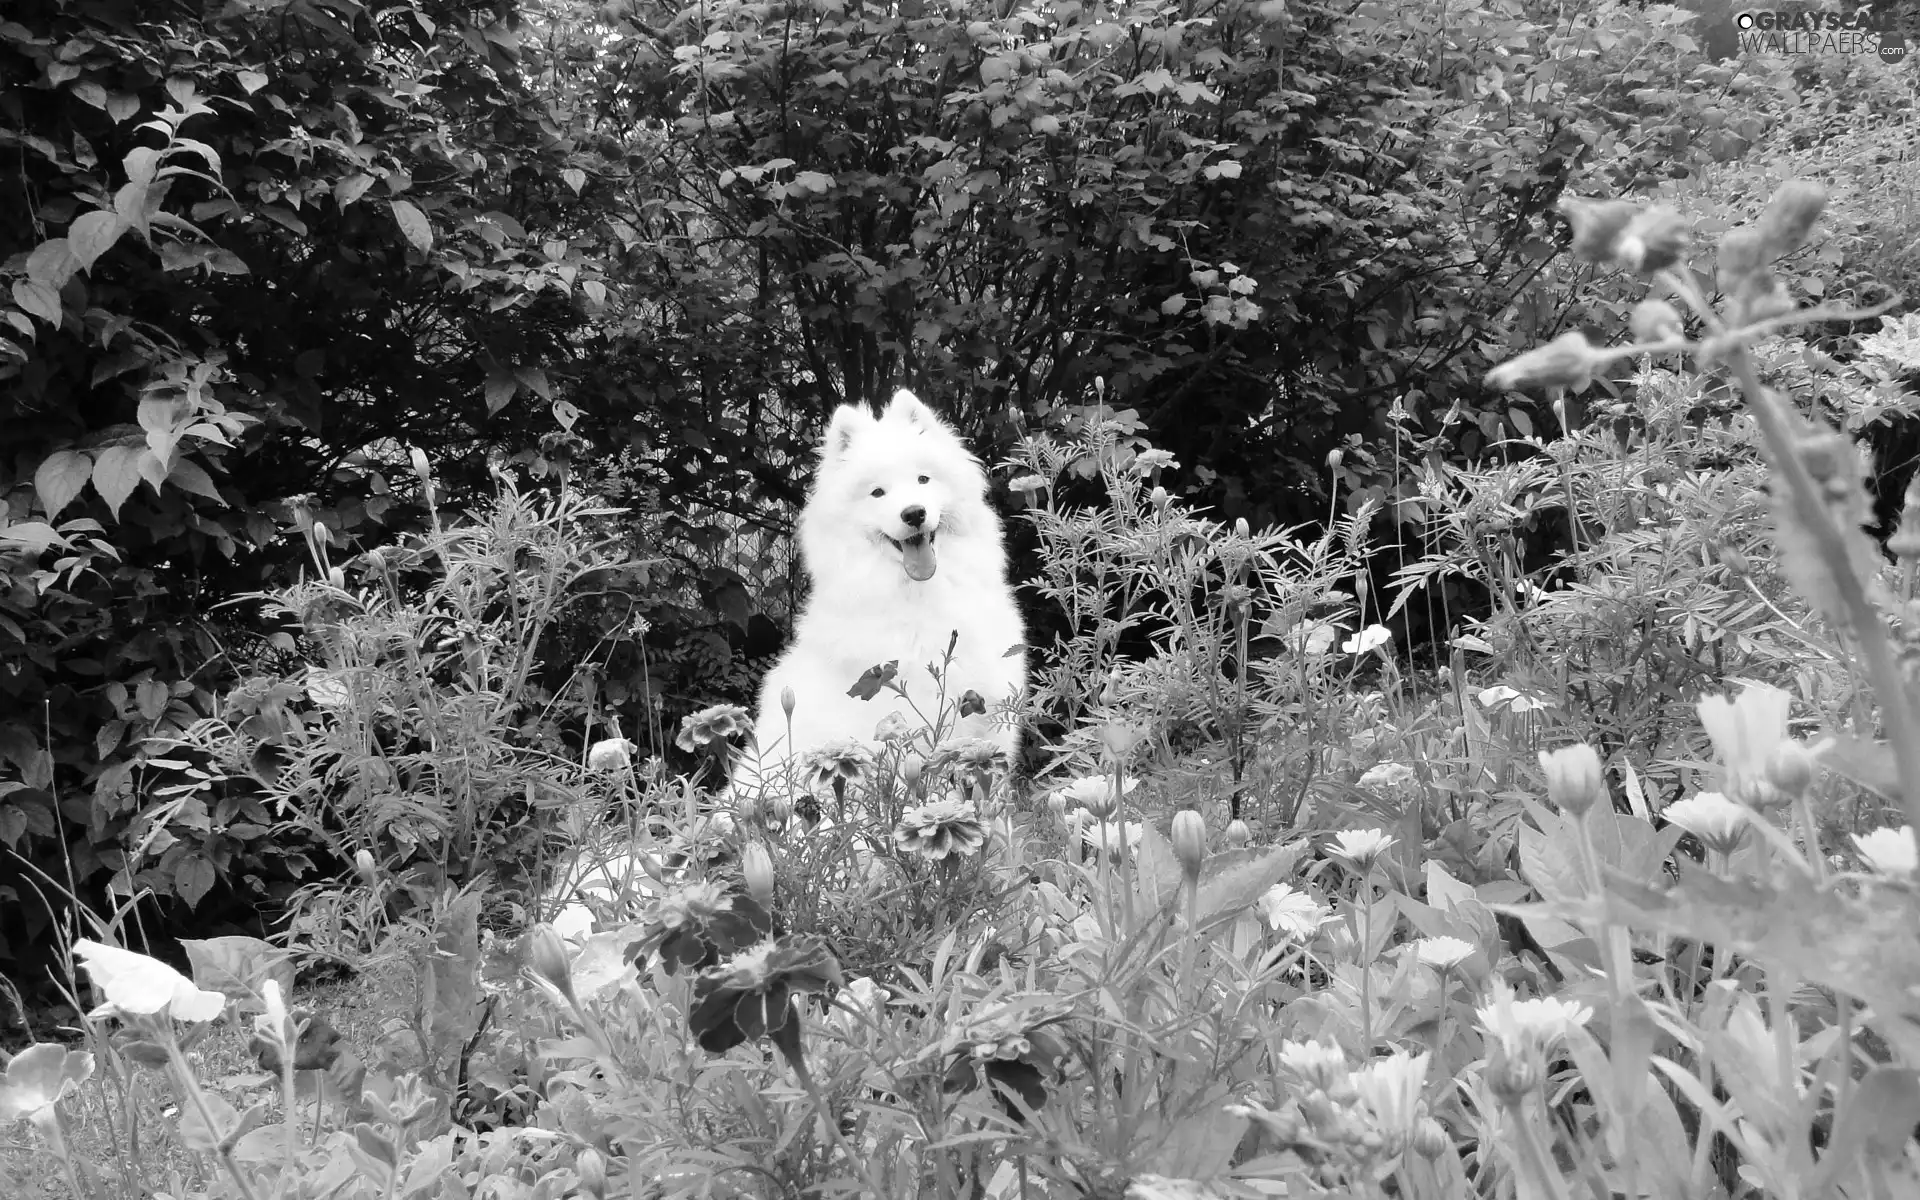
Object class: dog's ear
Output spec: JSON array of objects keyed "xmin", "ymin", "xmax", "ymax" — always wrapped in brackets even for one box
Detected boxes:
[
  {"xmin": 882, "ymin": 389, "xmax": 940, "ymax": 430},
  {"xmin": 823, "ymin": 404, "xmax": 873, "ymax": 459}
]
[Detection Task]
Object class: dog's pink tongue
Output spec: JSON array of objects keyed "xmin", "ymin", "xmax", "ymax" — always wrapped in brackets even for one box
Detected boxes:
[{"xmin": 901, "ymin": 534, "xmax": 937, "ymax": 581}]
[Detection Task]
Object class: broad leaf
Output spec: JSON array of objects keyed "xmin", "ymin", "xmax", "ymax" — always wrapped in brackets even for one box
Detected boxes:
[
  {"xmin": 67, "ymin": 210, "xmax": 125, "ymax": 271},
  {"xmin": 34, "ymin": 450, "xmax": 92, "ymax": 520},
  {"xmin": 91, "ymin": 445, "xmax": 143, "ymax": 518},
  {"xmin": 391, "ymin": 198, "xmax": 433, "ymax": 252},
  {"xmin": 180, "ymin": 935, "xmax": 295, "ymax": 1013}
]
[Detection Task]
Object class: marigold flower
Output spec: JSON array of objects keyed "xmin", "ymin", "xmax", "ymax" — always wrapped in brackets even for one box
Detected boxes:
[
  {"xmin": 688, "ymin": 936, "xmax": 841, "ymax": 1056},
  {"xmin": 1328, "ymin": 828, "xmax": 1396, "ymax": 873},
  {"xmin": 586, "ymin": 737, "xmax": 636, "ymax": 771},
  {"xmin": 799, "ymin": 738, "xmax": 876, "ymax": 792},
  {"xmin": 1484, "ymin": 330, "xmax": 1606, "ymax": 393},
  {"xmin": 1476, "ymin": 978, "xmax": 1591, "ymax": 1061},
  {"xmin": 629, "ymin": 880, "xmax": 771, "ymax": 975},
  {"xmin": 71, "ymin": 940, "xmax": 226, "ymax": 1023},
  {"xmin": 1660, "ymin": 792, "xmax": 1750, "ymax": 857},
  {"xmin": 1276, "ymin": 1037, "xmax": 1348, "ymax": 1088},
  {"xmin": 1079, "ymin": 818, "xmax": 1145, "ymax": 859},
  {"xmin": 1132, "ymin": 448, "xmax": 1180, "ymax": 475},
  {"xmin": 1051, "ymin": 774, "xmax": 1137, "ymax": 821},
  {"xmin": 1258, "ymin": 883, "xmax": 1331, "ymax": 940},
  {"xmin": 1353, "ymin": 1050, "xmax": 1430, "ymax": 1149},
  {"xmin": 1696, "ymin": 684, "xmax": 1792, "ymax": 808},
  {"xmin": 893, "ymin": 795, "xmax": 988, "ymax": 860},
  {"xmin": 1358, "ymin": 762, "xmax": 1415, "ymax": 789},
  {"xmin": 1853, "ymin": 825, "xmax": 1918, "ymax": 876},
  {"xmin": 940, "ymin": 998, "xmax": 1071, "ymax": 1121},
  {"xmin": 1413, "ymin": 935, "xmax": 1476, "ymax": 972},
  {"xmin": 675, "ymin": 704, "xmax": 752, "ymax": 753}
]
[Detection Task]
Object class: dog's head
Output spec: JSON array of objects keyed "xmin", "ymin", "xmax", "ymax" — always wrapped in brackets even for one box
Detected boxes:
[{"xmin": 815, "ymin": 390, "xmax": 985, "ymax": 582}]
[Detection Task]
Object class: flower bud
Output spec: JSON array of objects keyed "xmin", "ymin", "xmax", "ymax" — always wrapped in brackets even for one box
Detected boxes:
[
  {"xmin": 1557, "ymin": 196, "xmax": 1641, "ymax": 264},
  {"xmin": 1224, "ymin": 818, "xmax": 1252, "ymax": 847},
  {"xmin": 1487, "ymin": 1042, "xmax": 1539, "ymax": 1102},
  {"xmin": 780, "ymin": 686, "xmax": 797, "ymax": 721},
  {"xmin": 1171, "ymin": 810, "xmax": 1206, "ymax": 883},
  {"xmin": 1891, "ymin": 519, "xmax": 1920, "ymax": 564},
  {"xmin": 1150, "ymin": 485, "xmax": 1170, "ymax": 510},
  {"xmin": 1717, "ymin": 226, "xmax": 1769, "ymax": 280},
  {"xmin": 1484, "ymin": 331, "xmax": 1604, "ymax": 393},
  {"xmin": 1730, "ymin": 270, "xmax": 1794, "ymax": 326},
  {"xmin": 1235, "ymin": 517, "xmax": 1250, "ymax": 538},
  {"xmin": 1046, "ymin": 789, "xmax": 1071, "ymax": 824},
  {"xmin": 1717, "ymin": 545, "xmax": 1750, "ymax": 576},
  {"xmin": 353, "ymin": 849, "xmax": 378, "ymax": 886},
  {"xmin": 741, "ymin": 842, "xmax": 775, "ymax": 907},
  {"xmin": 409, "ymin": 446, "xmax": 431, "ymax": 480},
  {"xmin": 1537, "ymin": 744, "xmax": 1606, "ymax": 817},
  {"xmin": 762, "ymin": 795, "xmax": 793, "ymax": 831},
  {"xmin": 1081, "ymin": 780, "xmax": 1121, "ymax": 821},
  {"xmin": 312, "ymin": 521, "xmax": 330, "ymax": 548},
  {"xmin": 1755, "ymin": 180, "xmax": 1827, "ymax": 260},
  {"xmin": 1764, "ymin": 739, "xmax": 1816, "ymax": 799},
  {"xmin": 733, "ymin": 792, "xmax": 761, "ymax": 825},
  {"xmin": 576, "ymin": 1147, "xmax": 608, "ymax": 1200},
  {"xmin": 526, "ymin": 923, "xmax": 576, "ymax": 1000},
  {"xmin": 1613, "ymin": 204, "xmax": 1689, "ymax": 274},
  {"xmin": 901, "ymin": 754, "xmax": 927, "ymax": 797},
  {"xmin": 1628, "ymin": 298, "xmax": 1685, "ymax": 344},
  {"xmin": 1326, "ymin": 447, "xmax": 1344, "ymax": 470},
  {"xmin": 1411, "ymin": 1116, "xmax": 1451, "ymax": 1160}
]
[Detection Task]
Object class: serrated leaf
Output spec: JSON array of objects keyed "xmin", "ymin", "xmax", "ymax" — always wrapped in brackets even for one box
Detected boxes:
[
  {"xmin": 180, "ymin": 935, "xmax": 295, "ymax": 1014},
  {"xmin": 1196, "ymin": 841, "xmax": 1308, "ymax": 926},
  {"xmin": 12, "ymin": 279, "xmax": 62, "ymax": 325},
  {"xmin": 68, "ymin": 210, "xmax": 125, "ymax": 271},
  {"xmin": 92, "ymin": 445, "xmax": 143, "ymax": 518},
  {"xmin": 391, "ymin": 199, "xmax": 432, "ymax": 253},
  {"xmin": 1605, "ymin": 866, "xmax": 1920, "ymax": 1021},
  {"xmin": 34, "ymin": 449, "xmax": 92, "ymax": 520}
]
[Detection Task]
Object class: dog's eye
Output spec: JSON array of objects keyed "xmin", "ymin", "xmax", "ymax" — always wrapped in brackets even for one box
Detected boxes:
[
  {"xmin": 917, "ymin": 475, "xmax": 930, "ymax": 484},
  {"xmin": 870, "ymin": 486, "xmax": 886, "ymax": 498}
]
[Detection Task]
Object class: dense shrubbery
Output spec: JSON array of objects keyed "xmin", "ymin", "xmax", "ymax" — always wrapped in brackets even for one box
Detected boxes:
[{"xmin": 8, "ymin": 0, "xmax": 1920, "ymax": 1196}]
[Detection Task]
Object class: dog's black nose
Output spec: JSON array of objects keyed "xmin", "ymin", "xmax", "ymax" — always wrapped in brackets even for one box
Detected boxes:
[{"xmin": 900, "ymin": 505, "xmax": 927, "ymax": 528}]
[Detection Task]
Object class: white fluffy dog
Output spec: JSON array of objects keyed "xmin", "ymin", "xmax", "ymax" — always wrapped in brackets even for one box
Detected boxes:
[{"xmin": 735, "ymin": 389, "xmax": 1027, "ymax": 794}]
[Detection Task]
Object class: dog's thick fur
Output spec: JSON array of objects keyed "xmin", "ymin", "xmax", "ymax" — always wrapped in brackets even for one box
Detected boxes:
[{"xmin": 736, "ymin": 390, "xmax": 1026, "ymax": 792}]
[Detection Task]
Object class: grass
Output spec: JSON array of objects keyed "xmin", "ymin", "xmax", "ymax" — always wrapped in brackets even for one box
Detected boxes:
[{"xmin": 0, "ymin": 966, "xmax": 406, "ymax": 1200}]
